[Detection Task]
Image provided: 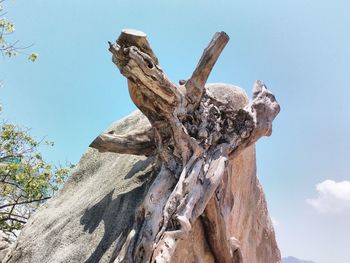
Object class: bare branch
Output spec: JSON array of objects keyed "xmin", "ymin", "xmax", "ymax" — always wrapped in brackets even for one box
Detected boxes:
[
  {"xmin": 185, "ymin": 32, "xmax": 229, "ymax": 109},
  {"xmin": 109, "ymin": 29, "xmax": 182, "ymax": 120},
  {"xmin": 0, "ymin": 216, "xmax": 26, "ymax": 224},
  {"xmin": 0, "ymin": 196, "xmax": 50, "ymax": 210},
  {"xmin": 89, "ymin": 127, "xmax": 155, "ymax": 156},
  {"xmin": 0, "ymin": 212, "xmax": 29, "ymax": 220},
  {"xmin": 229, "ymin": 80, "xmax": 280, "ymax": 160}
]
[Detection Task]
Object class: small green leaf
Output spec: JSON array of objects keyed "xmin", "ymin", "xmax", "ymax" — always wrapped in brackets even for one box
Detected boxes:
[
  {"xmin": 5, "ymin": 22, "xmax": 15, "ymax": 33},
  {"xmin": 28, "ymin": 53, "xmax": 38, "ymax": 62}
]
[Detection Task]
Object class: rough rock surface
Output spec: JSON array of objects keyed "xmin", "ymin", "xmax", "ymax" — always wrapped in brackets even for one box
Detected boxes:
[
  {"xmin": 3, "ymin": 86, "xmax": 280, "ymax": 263},
  {"xmin": 0, "ymin": 232, "xmax": 12, "ymax": 261}
]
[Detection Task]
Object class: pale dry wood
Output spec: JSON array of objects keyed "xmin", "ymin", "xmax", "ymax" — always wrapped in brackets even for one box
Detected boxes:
[
  {"xmin": 89, "ymin": 127, "xmax": 155, "ymax": 156},
  {"xmin": 185, "ymin": 31, "xmax": 229, "ymax": 110},
  {"xmin": 149, "ymin": 81, "xmax": 279, "ymax": 263},
  {"xmin": 95, "ymin": 29, "xmax": 280, "ymax": 263},
  {"xmin": 108, "ymin": 30, "xmax": 182, "ymax": 120}
]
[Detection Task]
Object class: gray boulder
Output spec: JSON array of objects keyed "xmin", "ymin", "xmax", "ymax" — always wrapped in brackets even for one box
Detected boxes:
[{"xmin": 3, "ymin": 87, "xmax": 280, "ymax": 263}]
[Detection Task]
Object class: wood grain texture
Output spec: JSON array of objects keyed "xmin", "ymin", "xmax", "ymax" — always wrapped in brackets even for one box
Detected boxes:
[{"xmin": 98, "ymin": 29, "xmax": 280, "ymax": 263}]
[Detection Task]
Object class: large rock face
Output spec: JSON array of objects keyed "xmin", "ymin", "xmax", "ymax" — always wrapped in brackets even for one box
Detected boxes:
[
  {"xmin": 0, "ymin": 233, "xmax": 12, "ymax": 261},
  {"xmin": 3, "ymin": 87, "xmax": 281, "ymax": 263}
]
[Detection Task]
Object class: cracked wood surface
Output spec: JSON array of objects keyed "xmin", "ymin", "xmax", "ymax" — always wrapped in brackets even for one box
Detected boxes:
[{"xmin": 90, "ymin": 29, "xmax": 281, "ymax": 263}]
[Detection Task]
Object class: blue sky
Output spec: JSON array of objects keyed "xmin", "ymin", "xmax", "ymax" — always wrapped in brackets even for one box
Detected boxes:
[{"xmin": 1, "ymin": 1, "xmax": 350, "ymax": 262}]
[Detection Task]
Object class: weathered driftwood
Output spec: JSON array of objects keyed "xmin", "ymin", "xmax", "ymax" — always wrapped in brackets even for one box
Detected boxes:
[
  {"xmin": 90, "ymin": 127, "xmax": 155, "ymax": 156},
  {"xmin": 90, "ymin": 28, "xmax": 280, "ymax": 263}
]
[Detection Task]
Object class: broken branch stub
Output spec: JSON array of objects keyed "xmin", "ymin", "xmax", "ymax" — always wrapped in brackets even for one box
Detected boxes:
[
  {"xmin": 89, "ymin": 127, "xmax": 155, "ymax": 156},
  {"xmin": 91, "ymin": 29, "xmax": 280, "ymax": 263},
  {"xmin": 108, "ymin": 29, "xmax": 181, "ymax": 121}
]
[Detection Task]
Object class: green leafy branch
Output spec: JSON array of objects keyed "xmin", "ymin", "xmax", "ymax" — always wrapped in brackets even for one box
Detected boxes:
[
  {"xmin": 0, "ymin": 0, "xmax": 38, "ymax": 61},
  {"xmin": 0, "ymin": 123, "xmax": 73, "ymax": 239}
]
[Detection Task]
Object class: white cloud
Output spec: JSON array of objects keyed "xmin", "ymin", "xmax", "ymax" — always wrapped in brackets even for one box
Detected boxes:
[{"xmin": 307, "ymin": 180, "xmax": 350, "ymax": 213}]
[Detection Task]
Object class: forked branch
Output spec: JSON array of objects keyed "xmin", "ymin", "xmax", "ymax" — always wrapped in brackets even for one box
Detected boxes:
[{"xmin": 91, "ymin": 29, "xmax": 280, "ymax": 263}]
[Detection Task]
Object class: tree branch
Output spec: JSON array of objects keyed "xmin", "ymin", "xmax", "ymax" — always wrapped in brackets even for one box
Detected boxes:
[
  {"xmin": 0, "ymin": 216, "xmax": 26, "ymax": 224},
  {"xmin": 0, "ymin": 212, "xmax": 29, "ymax": 220},
  {"xmin": 89, "ymin": 127, "xmax": 155, "ymax": 156},
  {"xmin": 109, "ymin": 29, "xmax": 182, "ymax": 121},
  {"xmin": 0, "ymin": 196, "xmax": 50, "ymax": 210},
  {"xmin": 228, "ymin": 80, "xmax": 280, "ymax": 160},
  {"xmin": 0, "ymin": 181, "xmax": 25, "ymax": 192},
  {"xmin": 185, "ymin": 32, "xmax": 229, "ymax": 109}
]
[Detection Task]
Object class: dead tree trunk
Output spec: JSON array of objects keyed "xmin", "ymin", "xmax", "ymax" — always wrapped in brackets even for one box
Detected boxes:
[{"xmin": 90, "ymin": 29, "xmax": 280, "ymax": 263}]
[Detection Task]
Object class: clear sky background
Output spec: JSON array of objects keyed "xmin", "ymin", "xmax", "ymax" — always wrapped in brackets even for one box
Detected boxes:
[{"xmin": 1, "ymin": 1, "xmax": 350, "ymax": 262}]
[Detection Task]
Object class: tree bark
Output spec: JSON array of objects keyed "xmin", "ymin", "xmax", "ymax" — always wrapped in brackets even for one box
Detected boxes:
[{"xmin": 91, "ymin": 29, "xmax": 280, "ymax": 263}]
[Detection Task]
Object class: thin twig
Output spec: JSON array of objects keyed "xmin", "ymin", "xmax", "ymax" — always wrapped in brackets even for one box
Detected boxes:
[
  {"xmin": 0, "ymin": 211, "xmax": 28, "ymax": 220},
  {"xmin": 0, "ymin": 216, "xmax": 26, "ymax": 224},
  {"xmin": 0, "ymin": 196, "xmax": 51, "ymax": 209}
]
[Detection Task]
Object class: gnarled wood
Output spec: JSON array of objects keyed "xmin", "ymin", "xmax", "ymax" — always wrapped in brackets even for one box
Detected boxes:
[
  {"xmin": 104, "ymin": 29, "xmax": 280, "ymax": 263},
  {"xmin": 109, "ymin": 30, "xmax": 181, "ymax": 121}
]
